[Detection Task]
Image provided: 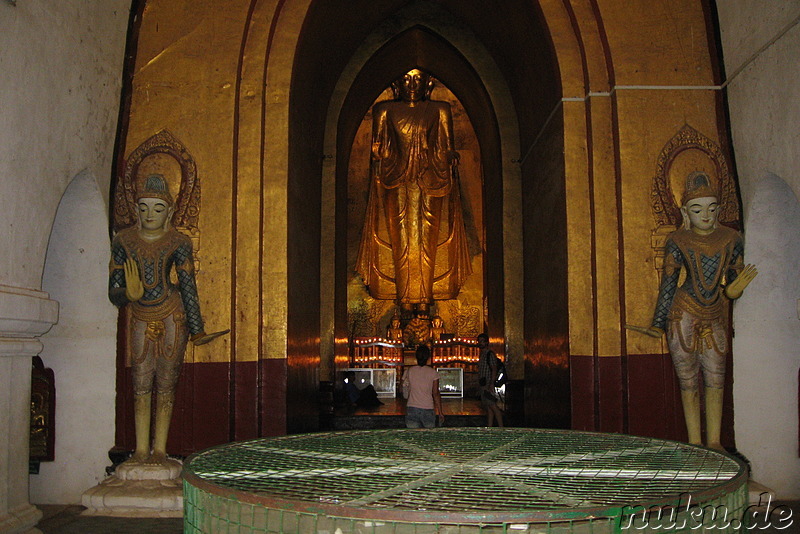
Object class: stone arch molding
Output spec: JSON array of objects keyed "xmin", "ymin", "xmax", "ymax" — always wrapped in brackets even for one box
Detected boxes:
[{"xmin": 324, "ymin": 4, "xmax": 520, "ymax": 163}]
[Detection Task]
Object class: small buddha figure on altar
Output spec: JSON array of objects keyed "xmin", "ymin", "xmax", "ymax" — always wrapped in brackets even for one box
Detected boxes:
[
  {"xmin": 430, "ymin": 315, "xmax": 445, "ymax": 341},
  {"xmin": 386, "ymin": 312, "xmax": 404, "ymax": 343}
]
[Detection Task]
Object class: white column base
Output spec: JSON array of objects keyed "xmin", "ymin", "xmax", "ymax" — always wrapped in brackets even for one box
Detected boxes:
[{"xmin": 0, "ymin": 503, "xmax": 42, "ymax": 534}]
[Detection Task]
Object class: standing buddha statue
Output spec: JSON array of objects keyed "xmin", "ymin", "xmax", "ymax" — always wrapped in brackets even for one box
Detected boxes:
[{"xmin": 357, "ymin": 69, "xmax": 472, "ymax": 318}]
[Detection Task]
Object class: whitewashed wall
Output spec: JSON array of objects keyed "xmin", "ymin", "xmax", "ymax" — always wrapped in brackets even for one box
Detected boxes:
[
  {"xmin": 0, "ymin": 1, "xmax": 129, "ymax": 289},
  {"xmin": 0, "ymin": 0, "xmax": 129, "ymax": 517},
  {"xmin": 718, "ymin": 2, "xmax": 800, "ymax": 499},
  {"xmin": 31, "ymin": 171, "xmax": 118, "ymax": 504}
]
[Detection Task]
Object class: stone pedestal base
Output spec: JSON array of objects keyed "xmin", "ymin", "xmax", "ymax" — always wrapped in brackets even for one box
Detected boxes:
[
  {"xmin": 81, "ymin": 459, "xmax": 183, "ymax": 517},
  {"xmin": 748, "ymin": 479, "xmax": 777, "ymax": 506}
]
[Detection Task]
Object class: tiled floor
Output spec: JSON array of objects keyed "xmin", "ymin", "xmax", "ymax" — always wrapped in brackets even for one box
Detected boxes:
[{"xmin": 34, "ymin": 409, "xmax": 798, "ymax": 534}]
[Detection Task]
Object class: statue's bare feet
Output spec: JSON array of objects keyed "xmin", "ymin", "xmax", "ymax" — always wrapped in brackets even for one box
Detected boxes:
[
  {"xmin": 129, "ymin": 450, "xmax": 150, "ymax": 463},
  {"xmin": 707, "ymin": 442, "xmax": 725, "ymax": 452},
  {"xmin": 148, "ymin": 450, "xmax": 168, "ymax": 465}
]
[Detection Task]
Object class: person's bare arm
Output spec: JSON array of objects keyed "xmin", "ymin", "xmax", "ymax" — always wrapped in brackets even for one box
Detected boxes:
[
  {"xmin": 432, "ymin": 379, "xmax": 444, "ymax": 424},
  {"xmin": 489, "ymin": 356, "xmax": 498, "ymax": 388}
]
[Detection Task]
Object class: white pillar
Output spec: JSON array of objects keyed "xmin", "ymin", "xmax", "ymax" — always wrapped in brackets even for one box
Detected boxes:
[{"xmin": 0, "ymin": 285, "xmax": 58, "ymax": 534}]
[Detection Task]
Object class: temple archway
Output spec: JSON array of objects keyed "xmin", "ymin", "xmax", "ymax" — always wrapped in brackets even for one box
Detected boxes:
[
  {"xmin": 290, "ymin": 0, "xmax": 568, "ymax": 429},
  {"xmin": 113, "ymin": 0, "xmax": 736, "ymax": 446}
]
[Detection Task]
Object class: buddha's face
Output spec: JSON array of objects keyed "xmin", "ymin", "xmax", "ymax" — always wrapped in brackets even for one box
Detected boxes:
[
  {"xmin": 398, "ymin": 69, "xmax": 429, "ymax": 102},
  {"xmin": 138, "ymin": 197, "xmax": 172, "ymax": 232},
  {"xmin": 682, "ymin": 196, "xmax": 718, "ymax": 235}
]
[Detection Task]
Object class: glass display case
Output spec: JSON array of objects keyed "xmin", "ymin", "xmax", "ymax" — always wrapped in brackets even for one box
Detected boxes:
[
  {"xmin": 342, "ymin": 367, "xmax": 397, "ymax": 398},
  {"xmin": 436, "ymin": 367, "xmax": 463, "ymax": 397}
]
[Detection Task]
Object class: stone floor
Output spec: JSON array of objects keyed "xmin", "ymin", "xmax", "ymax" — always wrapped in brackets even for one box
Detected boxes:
[{"xmin": 37, "ymin": 505, "xmax": 182, "ymax": 534}]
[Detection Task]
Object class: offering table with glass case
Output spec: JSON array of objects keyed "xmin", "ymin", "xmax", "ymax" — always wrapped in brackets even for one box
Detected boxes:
[{"xmin": 349, "ymin": 337, "xmax": 503, "ymax": 399}]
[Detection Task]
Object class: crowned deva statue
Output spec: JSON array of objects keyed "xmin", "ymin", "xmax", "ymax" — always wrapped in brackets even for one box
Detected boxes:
[
  {"xmin": 627, "ymin": 171, "xmax": 757, "ymax": 450},
  {"xmin": 109, "ymin": 174, "xmax": 228, "ymax": 466},
  {"xmin": 357, "ymin": 69, "xmax": 472, "ymax": 321}
]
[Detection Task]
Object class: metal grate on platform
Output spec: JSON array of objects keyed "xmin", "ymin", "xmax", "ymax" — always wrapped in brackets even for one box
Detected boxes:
[{"xmin": 183, "ymin": 428, "xmax": 748, "ymax": 533}]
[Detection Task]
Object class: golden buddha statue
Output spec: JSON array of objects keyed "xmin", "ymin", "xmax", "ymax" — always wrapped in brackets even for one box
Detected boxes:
[
  {"xmin": 403, "ymin": 309, "xmax": 432, "ymax": 348},
  {"xmin": 627, "ymin": 172, "xmax": 757, "ymax": 450},
  {"xmin": 356, "ymin": 69, "xmax": 472, "ymax": 317},
  {"xmin": 386, "ymin": 312, "xmax": 404, "ymax": 342},
  {"xmin": 430, "ymin": 315, "xmax": 445, "ymax": 341}
]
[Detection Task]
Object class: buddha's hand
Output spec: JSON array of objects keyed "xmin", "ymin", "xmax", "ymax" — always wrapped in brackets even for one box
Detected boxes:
[
  {"xmin": 725, "ymin": 264, "xmax": 758, "ymax": 300},
  {"xmin": 625, "ymin": 324, "xmax": 663, "ymax": 338},
  {"xmin": 192, "ymin": 329, "xmax": 231, "ymax": 346},
  {"xmin": 447, "ymin": 150, "xmax": 460, "ymax": 166},
  {"xmin": 124, "ymin": 258, "xmax": 144, "ymax": 302}
]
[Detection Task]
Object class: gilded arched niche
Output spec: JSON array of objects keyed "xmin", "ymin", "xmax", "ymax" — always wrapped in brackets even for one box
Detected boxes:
[
  {"xmin": 345, "ymin": 80, "xmax": 485, "ymax": 340},
  {"xmin": 650, "ymin": 124, "xmax": 740, "ymax": 274}
]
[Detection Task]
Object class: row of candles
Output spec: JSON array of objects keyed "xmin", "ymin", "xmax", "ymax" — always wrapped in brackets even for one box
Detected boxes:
[
  {"xmin": 352, "ymin": 336, "xmax": 480, "ymax": 346},
  {"xmin": 352, "ymin": 337, "xmax": 483, "ymax": 364}
]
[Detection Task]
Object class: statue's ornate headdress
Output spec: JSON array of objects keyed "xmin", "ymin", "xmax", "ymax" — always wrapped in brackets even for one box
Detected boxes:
[
  {"xmin": 680, "ymin": 171, "xmax": 717, "ymax": 206},
  {"xmin": 137, "ymin": 174, "xmax": 174, "ymax": 206}
]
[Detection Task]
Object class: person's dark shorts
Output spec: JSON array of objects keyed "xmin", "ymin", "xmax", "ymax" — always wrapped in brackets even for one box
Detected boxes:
[
  {"xmin": 406, "ymin": 406, "xmax": 436, "ymax": 428},
  {"xmin": 481, "ymin": 388, "xmax": 498, "ymax": 407}
]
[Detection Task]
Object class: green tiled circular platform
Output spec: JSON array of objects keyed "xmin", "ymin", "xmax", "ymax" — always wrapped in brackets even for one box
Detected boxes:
[{"xmin": 182, "ymin": 428, "xmax": 747, "ymax": 533}]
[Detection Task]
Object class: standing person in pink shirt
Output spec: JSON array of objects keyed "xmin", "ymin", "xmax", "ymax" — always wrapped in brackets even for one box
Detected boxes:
[{"xmin": 402, "ymin": 345, "xmax": 444, "ymax": 428}]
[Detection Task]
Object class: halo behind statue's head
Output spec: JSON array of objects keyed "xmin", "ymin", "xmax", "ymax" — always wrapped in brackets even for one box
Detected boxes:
[
  {"xmin": 681, "ymin": 171, "xmax": 717, "ymax": 207},
  {"xmin": 137, "ymin": 174, "xmax": 175, "ymax": 206}
]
